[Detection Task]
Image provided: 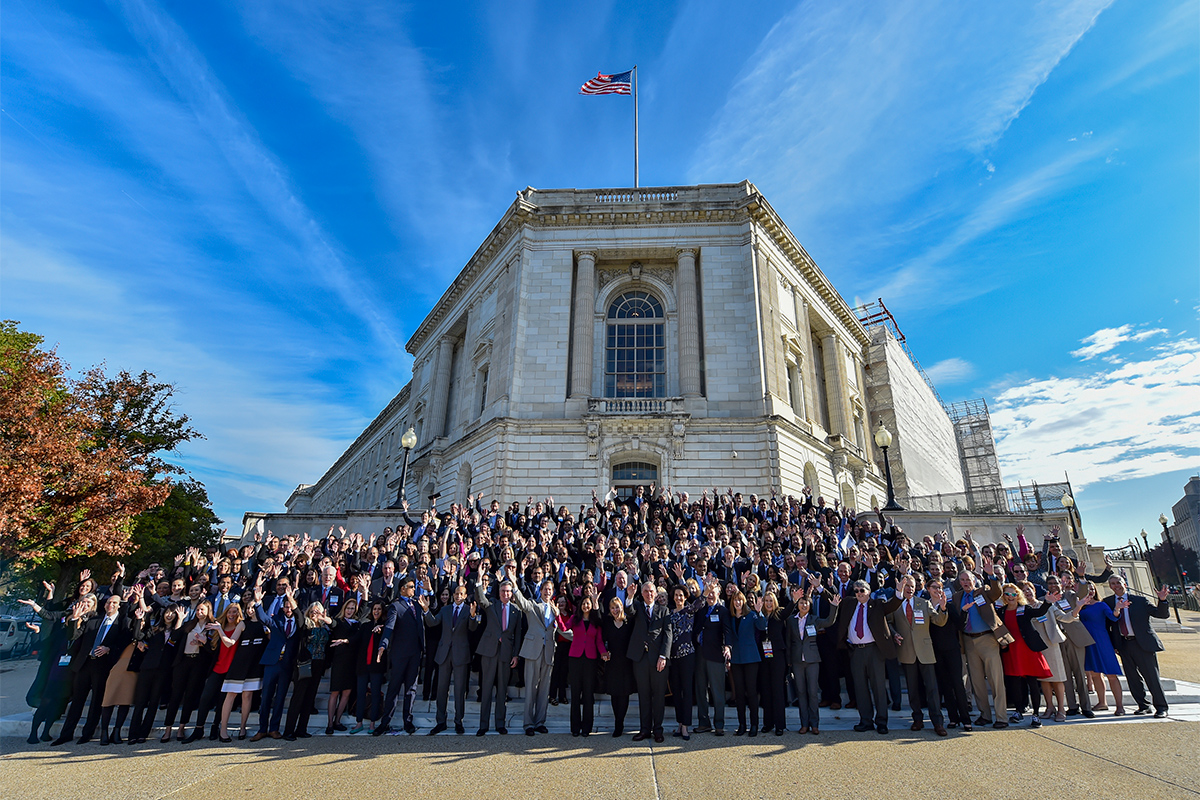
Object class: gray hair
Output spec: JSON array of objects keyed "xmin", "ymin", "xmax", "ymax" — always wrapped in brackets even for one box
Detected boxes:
[{"xmin": 850, "ymin": 579, "xmax": 870, "ymax": 593}]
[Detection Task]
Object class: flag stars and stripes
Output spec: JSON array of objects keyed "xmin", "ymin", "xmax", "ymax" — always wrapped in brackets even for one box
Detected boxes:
[{"xmin": 580, "ymin": 69, "xmax": 633, "ymax": 95}]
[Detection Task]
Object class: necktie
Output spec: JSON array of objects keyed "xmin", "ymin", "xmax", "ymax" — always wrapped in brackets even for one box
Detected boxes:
[
  {"xmin": 94, "ymin": 619, "xmax": 112, "ymax": 654},
  {"xmin": 906, "ymin": 601, "xmax": 914, "ymax": 627},
  {"xmin": 285, "ymin": 618, "xmax": 294, "ymax": 638},
  {"xmin": 502, "ymin": 604, "xmax": 509, "ymax": 630},
  {"xmin": 855, "ymin": 604, "xmax": 866, "ymax": 639},
  {"xmin": 453, "ymin": 605, "xmax": 460, "ymax": 626},
  {"xmin": 1120, "ymin": 599, "xmax": 1132, "ymax": 636},
  {"xmin": 322, "ymin": 587, "xmax": 329, "ymax": 605}
]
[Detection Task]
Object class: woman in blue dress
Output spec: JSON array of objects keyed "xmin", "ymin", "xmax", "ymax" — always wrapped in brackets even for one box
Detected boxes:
[{"xmin": 1076, "ymin": 581, "xmax": 1125, "ymax": 715}]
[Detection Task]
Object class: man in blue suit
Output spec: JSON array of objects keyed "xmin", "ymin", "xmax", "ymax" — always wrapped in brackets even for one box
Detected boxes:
[
  {"xmin": 251, "ymin": 584, "xmax": 302, "ymax": 740},
  {"xmin": 373, "ymin": 577, "xmax": 425, "ymax": 735}
]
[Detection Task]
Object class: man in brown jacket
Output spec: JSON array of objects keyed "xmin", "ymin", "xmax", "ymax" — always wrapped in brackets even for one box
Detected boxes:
[
  {"xmin": 889, "ymin": 575, "xmax": 948, "ymax": 735},
  {"xmin": 951, "ymin": 564, "xmax": 1008, "ymax": 728}
]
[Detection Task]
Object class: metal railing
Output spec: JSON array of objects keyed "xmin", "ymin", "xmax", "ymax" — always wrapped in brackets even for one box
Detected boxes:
[
  {"xmin": 587, "ymin": 397, "xmax": 683, "ymax": 415},
  {"xmin": 902, "ymin": 481, "xmax": 1072, "ymax": 516}
]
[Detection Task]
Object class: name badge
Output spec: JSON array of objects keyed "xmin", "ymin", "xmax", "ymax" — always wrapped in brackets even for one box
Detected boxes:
[
  {"xmin": 974, "ymin": 596, "xmax": 986, "ymax": 607},
  {"xmin": 709, "ymin": 614, "xmax": 720, "ymax": 623},
  {"xmin": 1057, "ymin": 600, "xmax": 1071, "ymax": 612},
  {"xmin": 58, "ymin": 654, "xmax": 72, "ymax": 667},
  {"xmin": 805, "ymin": 625, "xmax": 818, "ymax": 637},
  {"xmin": 1036, "ymin": 615, "xmax": 1049, "ymax": 624},
  {"xmin": 913, "ymin": 610, "xmax": 924, "ymax": 624},
  {"xmin": 762, "ymin": 640, "xmax": 774, "ymax": 658},
  {"xmin": 1016, "ymin": 606, "xmax": 1025, "ymax": 616}
]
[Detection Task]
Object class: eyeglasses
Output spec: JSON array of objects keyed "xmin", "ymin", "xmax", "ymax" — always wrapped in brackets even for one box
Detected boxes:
[{"xmin": 1003, "ymin": 592, "xmax": 1018, "ymax": 598}]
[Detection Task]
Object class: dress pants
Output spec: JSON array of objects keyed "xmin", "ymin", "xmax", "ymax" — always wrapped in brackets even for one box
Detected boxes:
[
  {"xmin": 795, "ymin": 662, "xmax": 821, "ymax": 729},
  {"xmin": 379, "ymin": 652, "xmax": 420, "ymax": 728},
  {"xmin": 1061, "ymin": 641, "xmax": 1092, "ymax": 712},
  {"xmin": 523, "ymin": 656, "xmax": 554, "ymax": 729},
  {"xmin": 903, "ymin": 660, "xmax": 943, "ymax": 726},
  {"xmin": 356, "ymin": 672, "xmax": 384, "ymax": 723},
  {"xmin": 129, "ymin": 666, "xmax": 169, "ymax": 740},
  {"xmin": 849, "ymin": 643, "xmax": 888, "ymax": 727},
  {"xmin": 669, "ymin": 652, "xmax": 695, "ymax": 727},
  {"xmin": 193, "ymin": 671, "xmax": 227, "ymax": 731},
  {"xmin": 478, "ymin": 654, "xmax": 512, "ymax": 731},
  {"xmin": 932, "ymin": 647, "xmax": 972, "ymax": 725},
  {"xmin": 284, "ymin": 658, "xmax": 326, "ymax": 736},
  {"xmin": 632, "ymin": 656, "xmax": 668, "ymax": 735},
  {"xmin": 163, "ymin": 656, "xmax": 208, "ymax": 730},
  {"xmin": 962, "ymin": 633, "xmax": 1006, "ymax": 722},
  {"xmin": 758, "ymin": 655, "xmax": 788, "ymax": 732},
  {"xmin": 1115, "ymin": 637, "xmax": 1168, "ymax": 712},
  {"xmin": 568, "ymin": 656, "xmax": 599, "ymax": 734},
  {"xmin": 258, "ymin": 663, "xmax": 289, "ymax": 733},
  {"xmin": 816, "ymin": 632, "xmax": 841, "ymax": 703},
  {"xmin": 695, "ymin": 657, "xmax": 727, "ymax": 731},
  {"xmin": 58, "ymin": 660, "xmax": 114, "ymax": 739},
  {"xmin": 729, "ymin": 662, "xmax": 759, "ymax": 730},
  {"xmin": 549, "ymin": 639, "xmax": 571, "ymax": 703},
  {"xmin": 435, "ymin": 659, "xmax": 469, "ymax": 727}
]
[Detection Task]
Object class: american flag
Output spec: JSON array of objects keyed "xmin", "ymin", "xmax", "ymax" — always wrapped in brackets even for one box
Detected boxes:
[{"xmin": 580, "ymin": 69, "xmax": 633, "ymax": 95}]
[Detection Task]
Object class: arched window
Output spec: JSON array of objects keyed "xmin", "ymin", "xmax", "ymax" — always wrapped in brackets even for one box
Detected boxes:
[{"xmin": 605, "ymin": 291, "xmax": 665, "ymax": 398}]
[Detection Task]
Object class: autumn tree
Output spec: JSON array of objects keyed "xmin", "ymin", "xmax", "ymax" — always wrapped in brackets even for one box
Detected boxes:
[{"xmin": 0, "ymin": 321, "xmax": 202, "ymax": 591}]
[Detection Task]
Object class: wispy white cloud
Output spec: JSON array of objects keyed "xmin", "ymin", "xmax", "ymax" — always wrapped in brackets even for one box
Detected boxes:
[
  {"xmin": 992, "ymin": 332, "xmax": 1200, "ymax": 490},
  {"xmin": 1071, "ymin": 324, "xmax": 1168, "ymax": 359},
  {"xmin": 924, "ymin": 357, "xmax": 975, "ymax": 385}
]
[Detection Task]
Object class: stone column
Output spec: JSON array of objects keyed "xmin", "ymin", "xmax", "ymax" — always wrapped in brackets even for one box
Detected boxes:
[
  {"xmin": 570, "ymin": 250, "xmax": 597, "ymax": 399},
  {"xmin": 425, "ymin": 336, "xmax": 454, "ymax": 443},
  {"xmin": 676, "ymin": 248, "xmax": 701, "ymax": 398},
  {"xmin": 821, "ymin": 332, "xmax": 851, "ymax": 439}
]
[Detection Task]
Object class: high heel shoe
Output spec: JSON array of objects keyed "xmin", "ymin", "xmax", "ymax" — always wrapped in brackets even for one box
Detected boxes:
[
  {"xmin": 182, "ymin": 729, "xmax": 203, "ymax": 744},
  {"xmin": 219, "ymin": 733, "xmax": 233, "ymax": 743},
  {"xmin": 238, "ymin": 730, "xmax": 247, "ymax": 740}
]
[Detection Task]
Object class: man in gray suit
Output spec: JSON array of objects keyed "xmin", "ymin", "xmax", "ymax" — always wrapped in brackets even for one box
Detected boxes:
[
  {"xmin": 421, "ymin": 584, "xmax": 479, "ymax": 734},
  {"xmin": 510, "ymin": 571, "xmax": 572, "ymax": 735},
  {"xmin": 475, "ymin": 575, "xmax": 521, "ymax": 735},
  {"xmin": 888, "ymin": 575, "xmax": 948, "ymax": 735}
]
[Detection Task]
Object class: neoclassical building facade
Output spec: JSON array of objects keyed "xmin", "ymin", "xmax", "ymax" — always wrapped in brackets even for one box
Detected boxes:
[{"xmin": 282, "ymin": 182, "xmax": 963, "ymax": 518}]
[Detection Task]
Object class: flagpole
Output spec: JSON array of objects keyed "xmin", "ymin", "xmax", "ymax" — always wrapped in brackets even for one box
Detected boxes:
[{"xmin": 633, "ymin": 65, "xmax": 639, "ymax": 189}]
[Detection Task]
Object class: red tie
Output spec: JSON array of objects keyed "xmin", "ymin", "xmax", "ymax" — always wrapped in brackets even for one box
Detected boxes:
[
  {"xmin": 855, "ymin": 604, "xmax": 866, "ymax": 639},
  {"xmin": 1120, "ymin": 600, "xmax": 1132, "ymax": 636},
  {"xmin": 906, "ymin": 601, "xmax": 914, "ymax": 627}
]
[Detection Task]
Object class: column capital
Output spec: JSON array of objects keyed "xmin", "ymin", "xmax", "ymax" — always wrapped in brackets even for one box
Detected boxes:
[
  {"xmin": 675, "ymin": 247, "xmax": 699, "ymax": 260},
  {"xmin": 576, "ymin": 249, "xmax": 598, "ymax": 262}
]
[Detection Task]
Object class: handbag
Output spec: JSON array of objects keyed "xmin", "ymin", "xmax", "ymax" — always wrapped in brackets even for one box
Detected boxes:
[
  {"xmin": 992, "ymin": 623, "xmax": 1016, "ymax": 647},
  {"xmin": 295, "ymin": 659, "xmax": 312, "ymax": 680}
]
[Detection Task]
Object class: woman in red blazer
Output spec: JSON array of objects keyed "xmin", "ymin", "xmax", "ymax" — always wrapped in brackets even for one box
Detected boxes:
[{"xmin": 566, "ymin": 591, "xmax": 607, "ymax": 737}]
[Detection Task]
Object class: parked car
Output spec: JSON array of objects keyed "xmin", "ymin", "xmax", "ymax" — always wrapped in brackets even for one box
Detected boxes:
[{"xmin": 0, "ymin": 616, "xmax": 35, "ymax": 658}]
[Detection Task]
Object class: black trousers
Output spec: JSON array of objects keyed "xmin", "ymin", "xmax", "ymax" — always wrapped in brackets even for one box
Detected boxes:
[
  {"xmin": 933, "ymin": 647, "xmax": 972, "ymax": 725},
  {"xmin": 903, "ymin": 660, "xmax": 943, "ymax": 726},
  {"xmin": 1115, "ymin": 637, "xmax": 1169, "ymax": 712},
  {"xmin": 568, "ymin": 656, "xmax": 598, "ymax": 734},
  {"xmin": 129, "ymin": 666, "xmax": 170, "ymax": 739},
  {"xmin": 193, "ymin": 670, "xmax": 227, "ymax": 731},
  {"xmin": 58, "ymin": 661, "xmax": 113, "ymax": 739},
  {"xmin": 730, "ymin": 662, "xmax": 759, "ymax": 730},
  {"xmin": 758, "ymin": 656, "xmax": 788, "ymax": 732},
  {"xmin": 669, "ymin": 652, "xmax": 695, "ymax": 728},
  {"xmin": 163, "ymin": 656, "xmax": 208, "ymax": 729},
  {"xmin": 632, "ymin": 656, "xmax": 668, "ymax": 735},
  {"xmin": 849, "ymin": 643, "xmax": 888, "ymax": 727},
  {"xmin": 380, "ymin": 652, "xmax": 420, "ymax": 728},
  {"xmin": 284, "ymin": 658, "xmax": 326, "ymax": 735},
  {"xmin": 550, "ymin": 639, "xmax": 571, "ymax": 702}
]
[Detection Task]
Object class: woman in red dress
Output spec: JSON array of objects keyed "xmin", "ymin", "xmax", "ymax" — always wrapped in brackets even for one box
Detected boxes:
[{"xmin": 998, "ymin": 582, "xmax": 1051, "ymax": 728}]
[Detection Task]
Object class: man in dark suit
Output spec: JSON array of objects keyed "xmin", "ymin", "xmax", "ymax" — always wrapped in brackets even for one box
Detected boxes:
[
  {"xmin": 302, "ymin": 565, "xmax": 345, "ymax": 613},
  {"xmin": 423, "ymin": 583, "xmax": 479, "ymax": 734},
  {"xmin": 692, "ymin": 582, "xmax": 730, "ymax": 735},
  {"xmin": 52, "ymin": 594, "xmax": 133, "ymax": 745},
  {"xmin": 374, "ymin": 577, "xmax": 425, "ymax": 736},
  {"xmin": 474, "ymin": 577, "xmax": 521, "ymax": 735},
  {"xmin": 835, "ymin": 580, "xmax": 901, "ymax": 734},
  {"xmin": 1104, "ymin": 576, "xmax": 1171, "ymax": 718},
  {"xmin": 208, "ymin": 574, "xmax": 242, "ymax": 618},
  {"xmin": 251, "ymin": 587, "xmax": 302, "ymax": 741},
  {"xmin": 628, "ymin": 581, "xmax": 673, "ymax": 743},
  {"xmin": 370, "ymin": 560, "xmax": 400, "ymax": 603}
]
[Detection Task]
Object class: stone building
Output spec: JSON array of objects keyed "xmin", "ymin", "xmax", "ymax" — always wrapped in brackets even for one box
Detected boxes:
[{"xmin": 275, "ymin": 182, "xmax": 970, "ymax": 530}]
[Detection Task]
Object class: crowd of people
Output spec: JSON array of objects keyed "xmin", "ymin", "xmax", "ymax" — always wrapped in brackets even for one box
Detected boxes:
[{"xmin": 18, "ymin": 486, "xmax": 1175, "ymax": 749}]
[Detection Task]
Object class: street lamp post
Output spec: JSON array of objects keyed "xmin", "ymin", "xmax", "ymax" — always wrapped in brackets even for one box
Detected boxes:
[
  {"xmin": 388, "ymin": 427, "xmax": 419, "ymax": 509},
  {"xmin": 873, "ymin": 425, "xmax": 904, "ymax": 512},
  {"xmin": 1061, "ymin": 493, "xmax": 1080, "ymax": 540},
  {"xmin": 1160, "ymin": 513, "xmax": 1185, "ymax": 623}
]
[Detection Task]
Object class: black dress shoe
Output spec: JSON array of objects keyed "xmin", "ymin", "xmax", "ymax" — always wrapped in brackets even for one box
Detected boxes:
[
  {"xmin": 182, "ymin": 730, "xmax": 203, "ymax": 744},
  {"xmin": 853, "ymin": 723, "xmax": 872, "ymax": 732},
  {"xmin": 1081, "ymin": 709, "xmax": 1096, "ymax": 719},
  {"xmin": 774, "ymin": 729, "xmax": 785, "ymax": 736},
  {"xmin": 455, "ymin": 724, "xmax": 465, "ymax": 735},
  {"xmin": 911, "ymin": 721, "xmax": 924, "ymax": 731},
  {"xmin": 747, "ymin": 727, "xmax": 757, "ymax": 738},
  {"xmin": 992, "ymin": 721, "xmax": 1008, "ymax": 729},
  {"xmin": 535, "ymin": 725, "xmax": 548, "ymax": 734},
  {"xmin": 404, "ymin": 722, "xmax": 417, "ymax": 734},
  {"xmin": 77, "ymin": 735, "xmax": 92, "ymax": 745},
  {"xmin": 572, "ymin": 731, "xmax": 581, "ymax": 737},
  {"xmin": 612, "ymin": 729, "xmax": 623, "ymax": 738},
  {"xmin": 733, "ymin": 726, "xmax": 746, "ymax": 736},
  {"xmin": 891, "ymin": 703, "xmax": 901, "ymax": 712},
  {"xmin": 1153, "ymin": 710, "xmax": 1167, "ymax": 718},
  {"xmin": 631, "ymin": 732, "xmax": 648, "ymax": 741},
  {"xmin": 209, "ymin": 726, "xmax": 220, "ymax": 741},
  {"xmin": 653, "ymin": 731, "xmax": 665, "ymax": 743},
  {"xmin": 1133, "ymin": 707, "xmax": 1151, "ymax": 715},
  {"xmin": 876, "ymin": 724, "xmax": 888, "ymax": 735},
  {"xmin": 333, "ymin": 722, "xmax": 347, "ymax": 731},
  {"xmin": 713, "ymin": 729, "xmax": 724, "ymax": 736},
  {"xmin": 372, "ymin": 725, "xmax": 392, "ymax": 737},
  {"xmin": 974, "ymin": 716, "xmax": 990, "ymax": 726},
  {"xmin": 50, "ymin": 735, "xmax": 73, "ymax": 746},
  {"xmin": 525, "ymin": 728, "xmax": 535, "ymax": 736},
  {"xmin": 477, "ymin": 728, "xmax": 488, "ymax": 737},
  {"xmin": 26, "ymin": 733, "xmax": 39, "ymax": 745},
  {"xmin": 694, "ymin": 725, "xmax": 712, "ymax": 734},
  {"xmin": 429, "ymin": 723, "xmax": 447, "ymax": 735},
  {"xmin": 1065, "ymin": 707, "xmax": 1080, "ymax": 716},
  {"xmin": 497, "ymin": 727, "xmax": 507, "ymax": 735},
  {"xmin": 283, "ymin": 733, "xmax": 297, "ymax": 741},
  {"xmin": 326, "ymin": 726, "xmax": 334, "ymax": 736},
  {"xmin": 40, "ymin": 729, "xmax": 53, "ymax": 742},
  {"xmin": 296, "ymin": 731, "xmax": 312, "ymax": 739},
  {"xmin": 99, "ymin": 731, "xmax": 110, "ymax": 746}
]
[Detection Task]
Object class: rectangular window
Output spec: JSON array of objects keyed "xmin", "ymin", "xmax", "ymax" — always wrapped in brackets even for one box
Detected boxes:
[{"xmin": 478, "ymin": 367, "xmax": 489, "ymax": 416}]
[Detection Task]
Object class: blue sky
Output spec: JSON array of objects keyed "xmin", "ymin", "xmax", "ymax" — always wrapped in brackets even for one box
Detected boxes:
[{"xmin": 2, "ymin": 0, "xmax": 1197, "ymax": 549}]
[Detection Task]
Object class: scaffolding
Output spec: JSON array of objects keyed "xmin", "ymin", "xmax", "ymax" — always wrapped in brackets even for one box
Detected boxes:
[
  {"xmin": 853, "ymin": 298, "xmax": 943, "ymax": 406},
  {"xmin": 946, "ymin": 398, "xmax": 1005, "ymax": 511}
]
